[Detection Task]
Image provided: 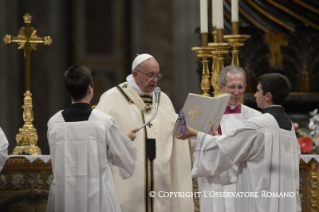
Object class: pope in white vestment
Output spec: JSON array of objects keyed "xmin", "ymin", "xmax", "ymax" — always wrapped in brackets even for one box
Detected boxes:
[
  {"xmin": 47, "ymin": 108, "xmax": 137, "ymax": 212},
  {"xmin": 96, "ymin": 54, "xmax": 193, "ymax": 212},
  {"xmin": 0, "ymin": 127, "xmax": 9, "ymax": 171},
  {"xmin": 198, "ymin": 104, "xmax": 261, "ymax": 212}
]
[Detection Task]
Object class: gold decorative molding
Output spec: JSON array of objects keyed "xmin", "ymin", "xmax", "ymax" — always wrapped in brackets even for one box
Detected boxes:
[
  {"xmin": 0, "ymin": 157, "xmax": 52, "ymax": 211},
  {"xmin": 266, "ymin": 0, "xmax": 319, "ymax": 30},
  {"xmin": 263, "ymin": 31, "xmax": 288, "ymax": 69},
  {"xmin": 299, "ymin": 61, "xmax": 310, "ymax": 92},
  {"xmin": 291, "ymin": 0, "xmax": 319, "ymax": 15},
  {"xmin": 246, "ymin": 1, "xmax": 294, "ymax": 32},
  {"xmin": 13, "ymin": 91, "xmax": 41, "ymax": 155},
  {"xmin": 299, "ymin": 158, "xmax": 319, "ymax": 212},
  {"xmin": 192, "ymin": 46, "xmax": 214, "ymax": 96}
]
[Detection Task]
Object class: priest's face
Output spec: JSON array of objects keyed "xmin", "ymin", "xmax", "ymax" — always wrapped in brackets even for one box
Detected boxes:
[
  {"xmin": 254, "ymin": 83, "xmax": 267, "ymax": 109},
  {"xmin": 219, "ymin": 72, "xmax": 246, "ymax": 106},
  {"xmin": 133, "ymin": 58, "xmax": 160, "ymax": 93}
]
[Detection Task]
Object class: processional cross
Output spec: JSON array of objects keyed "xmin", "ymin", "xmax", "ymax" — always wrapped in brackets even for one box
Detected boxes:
[{"xmin": 3, "ymin": 13, "xmax": 52, "ymax": 155}]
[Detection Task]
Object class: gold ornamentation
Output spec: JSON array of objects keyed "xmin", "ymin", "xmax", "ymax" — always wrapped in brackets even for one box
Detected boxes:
[
  {"xmin": 23, "ymin": 13, "xmax": 32, "ymax": 23},
  {"xmin": 208, "ymin": 33, "xmax": 230, "ymax": 97},
  {"xmin": 2, "ymin": 13, "xmax": 52, "ymax": 91},
  {"xmin": 191, "ymin": 46, "xmax": 213, "ymax": 96},
  {"xmin": 13, "ymin": 91, "xmax": 41, "ymax": 155},
  {"xmin": 3, "ymin": 34, "xmax": 11, "ymax": 44},
  {"xmin": 188, "ymin": 106, "xmax": 202, "ymax": 121},
  {"xmin": 299, "ymin": 61, "xmax": 310, "ymax": 92},
  {"xmin": 299, "ymin": 158, "xmax": 319, "ymax": 212},
  {"xmin": 264, "ymin": 31, "xmax": 288, "ymax": 69},
  {"xmin": 3, "ymin": 14, "xmax": 52, "ymax": 154},
  {"xmin": 246, "ymin": 1, "xmax": 294, "ymax": 32}
]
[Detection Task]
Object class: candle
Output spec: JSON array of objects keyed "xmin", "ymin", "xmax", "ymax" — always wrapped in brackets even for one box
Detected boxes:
[
  {"xmin": 231, "ymin": 0, "xmax": 238, "ymax": 22},
  {"xmin": 200, "ymin": 0, "xmax": 208, "ymax": 33},
  {"xmin": 212, "ymin": 0, "xmax": 216, "ymax": 27},
  {"xmin": 216, "ymin": 0, "xmax": 223, "ymax": 29}
]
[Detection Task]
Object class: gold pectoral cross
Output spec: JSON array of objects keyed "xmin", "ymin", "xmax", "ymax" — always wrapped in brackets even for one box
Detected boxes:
[
  {"xmin": 3, "ymin": 13, "xmax": 52, "ymax": 91},
  {"xmin": 188, "ymin": 106, "xmax": 202, "ymax": 121}
]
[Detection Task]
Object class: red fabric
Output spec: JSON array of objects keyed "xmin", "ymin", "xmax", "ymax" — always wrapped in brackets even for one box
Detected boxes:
[
  {"xmin": 224, "ymin": 104, "xmax": 242, "ymax": 114},
  {"xmin": 298, "ymin": 136, "xmax": 313, "ymax": 153}
]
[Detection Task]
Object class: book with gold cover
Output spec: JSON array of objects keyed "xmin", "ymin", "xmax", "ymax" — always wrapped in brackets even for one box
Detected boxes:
[{"xmin": 172, "ymin": 93, "xmax": 231, "ymax": 136}]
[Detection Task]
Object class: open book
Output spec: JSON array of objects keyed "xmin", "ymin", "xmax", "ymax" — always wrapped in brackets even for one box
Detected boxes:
[{"xmin": 172, "ymin": 93, "xmax": 231, "ymax": 136}]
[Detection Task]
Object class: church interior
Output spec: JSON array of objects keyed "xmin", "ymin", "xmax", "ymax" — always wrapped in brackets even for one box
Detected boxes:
[{"xmin": 0, "ymin": 0, "xmax": 318, "ymax": 211}]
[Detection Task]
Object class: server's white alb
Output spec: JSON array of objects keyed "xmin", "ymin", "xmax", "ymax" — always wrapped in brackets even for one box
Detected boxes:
[
  {"xmin": 198, "ymin": 104, "xmax": 261, "ymax": 212},
  {"xmin": 46, "ymin": 109, "xmax": 137, "ymax": 212},
  {"xmin": 193, "ymin": 113, "xmax": 301, "ymax": 212},
  {"xmin": 0, "ymin": 127, "xmax": 8, "ymax": 171}
]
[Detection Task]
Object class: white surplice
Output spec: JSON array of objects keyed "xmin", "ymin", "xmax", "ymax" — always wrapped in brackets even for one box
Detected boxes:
[
  {"xmin": 0, "ymin": 127, "xmax": 9, "ymax": 171},
  {"xmin": 193, "ymin": 113, "xmax": 301, "ymax": 212},
  {"xmin": 96, "ymin": 82, "xmax": 194, "ymax": 212},
  {"xmin": 46, "ymin": 109, "xmax": 138, "ymax": 212},
  {"xmin": 198, "ymin": 104, "xmax": 261, "ymax": 212}
]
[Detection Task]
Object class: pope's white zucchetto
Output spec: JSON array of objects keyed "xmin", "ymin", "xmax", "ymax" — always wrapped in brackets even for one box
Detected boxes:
[{"xmin": 131, "ymin": 53, "xmax": 154, "ymax": 71}]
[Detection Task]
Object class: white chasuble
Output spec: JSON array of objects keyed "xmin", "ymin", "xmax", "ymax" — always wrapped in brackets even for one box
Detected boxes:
[
  {"xmin": 46, "ymin": 109, "xmax": 138, "ymax": 212},
  {"xmin": 198, "ymin": 104, "xmax": 261, "ymax": 212},
  {"xmin": 193, "ymin": 113, "xmax": 301, "ymax": 212},
  {"xmin": 96, "ymin": 83, "xmax": 194, "ymax": 212}
]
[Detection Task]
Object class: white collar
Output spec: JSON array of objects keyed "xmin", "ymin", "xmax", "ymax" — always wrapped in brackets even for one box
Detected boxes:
[
  {"xmin": 126, "ymin": 74, "xmax": 153, "ymax": 95},
  {"xmin": 228, "ymin": 102, "xmax": 239, "ymax": 110}
]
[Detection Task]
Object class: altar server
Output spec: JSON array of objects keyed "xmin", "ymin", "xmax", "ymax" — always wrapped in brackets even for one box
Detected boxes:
[
  {"xmin": 178, "ymin": 73, "xmax": 301, "ymax": 212},
  {"xmin": 46, "ymin": 65, "xmax": 138, "ymax": 212},
  {"xmin": 96, "ymin": 54, "xmax": 194, "ymax": 212},
  {"xmin": 198, "ymin": 65, "xmax": 261, "ymax": 212},
  {"xmin": 0, "ymin": 127, "xmax": 9, "ymax": 171}
]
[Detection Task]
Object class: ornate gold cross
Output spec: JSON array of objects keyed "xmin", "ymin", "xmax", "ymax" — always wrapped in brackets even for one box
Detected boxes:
[
  {"xmin": 3, "ymin": 13, "xmax": 52, "ymax": 91},
  {"xmin": 188, "ymin": 106, "xmax": 202, "ymax": 121},
  {"xmin": 2, "ymin": 13, "xmax": 52, "ymax": 155}
]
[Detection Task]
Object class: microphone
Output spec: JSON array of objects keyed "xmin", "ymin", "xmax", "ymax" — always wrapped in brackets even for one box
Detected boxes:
[
  {"xmin": 154, "ymin": 87, "xmax": 161, "ymax": 110},
  {"xmin": 136, "ymin": 87, "xmax": 161, "ymax": 132}
]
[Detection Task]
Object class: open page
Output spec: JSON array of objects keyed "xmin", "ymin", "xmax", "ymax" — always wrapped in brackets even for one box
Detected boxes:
[{"xmin": 172, "ymin": 93, "xmax": 230, "ymax": 136}]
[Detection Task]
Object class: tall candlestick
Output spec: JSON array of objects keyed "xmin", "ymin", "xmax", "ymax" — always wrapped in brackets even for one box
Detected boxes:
[
  {"xmin": 216, "ymin": 0, "xmax": 223, "ymax": 29},
  {"xmin": 200, "ymin": 0, "xmax": 208, "ymax": 33},
  {"xmin": 231, "ymin": 0, "xmax": 239, "ymax": 22},
  {"xmin": 212, "ymin": 0, "xmax": 216, "ymax": 27}
]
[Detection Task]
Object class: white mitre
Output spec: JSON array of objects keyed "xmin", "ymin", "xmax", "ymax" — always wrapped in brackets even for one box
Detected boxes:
[{"xmin": 131, "ymin": 53, "xmax": 154, "ymax": 70}]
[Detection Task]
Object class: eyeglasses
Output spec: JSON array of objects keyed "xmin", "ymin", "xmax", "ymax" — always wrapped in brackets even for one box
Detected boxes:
[
  {"xmin": 135, "ymin": 69, "xmax": 163, "ymax": 79},
  {"xmin": 225, "ymin": 85, "xmax": 245, "ymax": 92}
]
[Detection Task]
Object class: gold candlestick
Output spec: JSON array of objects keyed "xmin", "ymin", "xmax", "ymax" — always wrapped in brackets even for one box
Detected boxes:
[
  {"xmin": 192, "ymin": 46, "xmax": 213, "ymax": 96},
  {"xmin": 209, "ymin": 28, "xmax": 230, "ymax": 97},
  {"xmin": 211, "ymin": 27, "xmax": 218, "ymax": 96},
  {"xmin": 223, "ymin": 22, "xmax": 250, "ymax": 66}
]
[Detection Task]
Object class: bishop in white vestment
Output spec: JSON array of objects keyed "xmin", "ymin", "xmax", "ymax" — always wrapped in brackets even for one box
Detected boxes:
[{"xmin": 96, "ymin": 54, "xmax": 193, "ymax": 212}]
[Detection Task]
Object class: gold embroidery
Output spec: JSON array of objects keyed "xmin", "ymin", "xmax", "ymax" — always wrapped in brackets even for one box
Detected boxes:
[{"xmin": 188, "ymin": 106, "xmax": 202, "ymax": 121}]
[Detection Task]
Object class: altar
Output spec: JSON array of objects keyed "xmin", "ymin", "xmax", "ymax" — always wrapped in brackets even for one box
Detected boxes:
[
  {"xmin": 0, "ymin": 155, "xmax": 317, "ymax": 212},
  {"xmin": 0, "ymin": 155, "xmax": 52, "ymax": 211}
]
